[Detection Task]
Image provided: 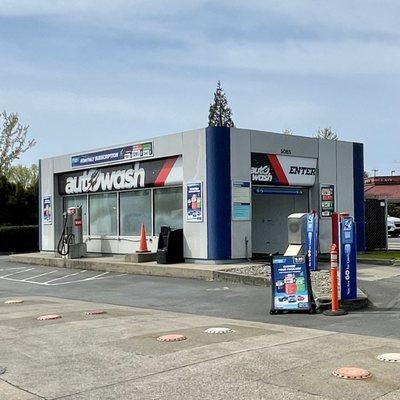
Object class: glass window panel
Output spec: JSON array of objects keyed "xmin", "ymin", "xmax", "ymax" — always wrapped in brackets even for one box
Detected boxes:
[
  {"xmin": 89, "ymin": 193, "xmax": 117, "ymax": 235},
  {"xmin": 120, "ymin": 190, "xmax": 151, "ymax": 236},
  {"xmin": 63, "ymin": 195, "xmax": 88, "ymax": 235},
  {"xmin": 154, "ymin": 187, "xmax": 183, "ymax": 235}
]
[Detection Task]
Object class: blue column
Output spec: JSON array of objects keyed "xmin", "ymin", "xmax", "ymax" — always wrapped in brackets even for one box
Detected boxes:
[
  {"xmin": 353, "ymin": 142, "xmax": 365, "ymax": 252},
  {"xmin": 206, "ymin": 127, "xmax": 231, "ymax": 260}
]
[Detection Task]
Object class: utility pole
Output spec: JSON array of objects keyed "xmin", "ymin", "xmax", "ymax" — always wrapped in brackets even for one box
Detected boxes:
[
  {"xmin": 391, "ymin": 170, "xmax": 396, "ymax": 176},
  {"xmin": 372, "ymin": 169, "xmax": 379, "ymax": 177}
]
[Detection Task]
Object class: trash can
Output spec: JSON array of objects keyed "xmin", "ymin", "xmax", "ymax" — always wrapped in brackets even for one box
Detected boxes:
[{"xmin": 156, "ymin": 226, "xmax": 184, "ymax": 264}]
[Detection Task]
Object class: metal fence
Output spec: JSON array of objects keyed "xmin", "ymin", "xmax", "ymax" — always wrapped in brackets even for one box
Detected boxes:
[{"xmin": 365, "ymin": 198, "xmax": 387, "ymax": 251}]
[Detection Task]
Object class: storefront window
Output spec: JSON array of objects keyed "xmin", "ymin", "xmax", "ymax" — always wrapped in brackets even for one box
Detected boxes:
[
  {"xmin": 154, "ymin": 187, "xmax": 183, "ymax": 235},
  {"xmin": 64, "ymin": 195, "xmax": 88, "ymax": 235},
  {"xmin": 120, "ymin": 190, "xmax": 151, "ymax": 236},
  {"xmin": 89, "ymin": 193, "xmax": 117, "ymax": 235}
]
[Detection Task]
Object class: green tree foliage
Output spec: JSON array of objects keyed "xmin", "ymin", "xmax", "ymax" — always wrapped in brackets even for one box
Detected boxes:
[
  {"xmin": 208, "ymin": 81, "xmax": 235, "ymax": 127},
  {"xmin": 0, "ymin": 111, "xmax": 36, "ymax": 175},
  {"xmin": 0, "ymin": 174, "xmax": 38, "ymax": 226},
  {"xmin": 315, "ymin": 127, "xmax": 338, "ymax": 140},
  {"xmin": 388, "ymin": 203, "xmax": 400, "ymax": 219},
  {"xmin": 6, "ymin": 164, "xmax": 38, "ymax": 189}
]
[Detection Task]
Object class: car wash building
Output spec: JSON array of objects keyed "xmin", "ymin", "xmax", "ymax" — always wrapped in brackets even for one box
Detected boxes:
[{"xmin": 39, "ymin": 127, "xmax": 365, "ymax": 261}]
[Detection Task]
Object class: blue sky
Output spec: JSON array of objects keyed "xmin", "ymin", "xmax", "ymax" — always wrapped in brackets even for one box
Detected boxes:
[{"xmin": 1, "ymin": 0, "xmax": 400, "ymax": 175}]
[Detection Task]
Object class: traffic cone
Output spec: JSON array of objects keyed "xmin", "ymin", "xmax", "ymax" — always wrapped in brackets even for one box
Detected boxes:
[{"xmin": 137, "ymin": 223, "xmax": 149, "ymax": 253}]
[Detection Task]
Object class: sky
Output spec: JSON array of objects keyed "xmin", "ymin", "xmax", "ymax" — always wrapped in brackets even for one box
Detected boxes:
[{"xmin": 1, "ymin": 0, "xmax": 400, "ymax": 175}]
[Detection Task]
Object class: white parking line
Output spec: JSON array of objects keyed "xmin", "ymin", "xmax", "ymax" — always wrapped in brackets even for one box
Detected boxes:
[
  {"xmin": 20, "ymin": 270, "xmax": 58, "ymax": 281},
  {"xmin": 0, "ymin": 268, "xmax": 35, "ymax": 278},
  {"xmin": 44, "ymin": 270, "xmax": 87, "ymax": 284}
]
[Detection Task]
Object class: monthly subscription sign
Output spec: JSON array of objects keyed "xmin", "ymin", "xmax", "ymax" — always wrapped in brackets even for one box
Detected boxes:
[{"xmin": 271, "ymin": 255, "xmax": 312, "ymax": 312}]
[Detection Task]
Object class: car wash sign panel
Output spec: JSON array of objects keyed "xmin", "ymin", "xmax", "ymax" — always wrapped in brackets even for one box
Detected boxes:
[
  {"xmin": 59, "ymin": 156, "xmax": 182, "ymax": 195},
  {"xmin": 251, "ymin": 153, "xmax": 317, "ymax": 186},
  {"xmin": 270, "ymin": 255, "xmax": 312, "ymax": 312},
  {"xmin": 71, "ymin": 142, "xmax": 153, "ymax": 168},
  {"xmin": 340, "ymin": 216, "xmax": 357, "ymax": 300}
]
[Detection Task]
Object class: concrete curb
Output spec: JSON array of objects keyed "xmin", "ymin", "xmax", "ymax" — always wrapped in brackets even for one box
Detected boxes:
[
  {"xmin": 8, "ymin": 254, "xmax": 215, "ymax": 281},
  {"xmin": 213, "ymin": 271, "xmax": 271, "ymax": 286},
  {"xmin": 357, "ymin": 258, "xmax": 395, "ymax": 266},
  {"xmin": 314, "ymin": 288, "xmax": 369, "ymax": 311}
]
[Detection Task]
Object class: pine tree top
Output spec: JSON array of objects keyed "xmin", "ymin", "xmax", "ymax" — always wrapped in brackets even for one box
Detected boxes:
[{"xmin": 208, "ymin": 81, "xmax": 235, "ymax": 127}]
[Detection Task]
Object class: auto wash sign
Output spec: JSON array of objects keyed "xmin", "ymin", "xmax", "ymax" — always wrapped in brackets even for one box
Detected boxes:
[
  {"xmin": 251, "ymin": 153, "xmax": 317, "ymax": 187},
  {"xmin": 59, "ymin": 156, "xmax": 182, "ymax": 195}
]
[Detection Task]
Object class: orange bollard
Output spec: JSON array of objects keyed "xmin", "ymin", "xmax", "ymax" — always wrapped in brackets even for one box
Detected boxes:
[
  {"xmin": 136, "ymin": 224, "xmax": 149, "ymax": 253},
  {"xmin": 324, "ymin": 244, "xmax": 348, "ymax": 316}
]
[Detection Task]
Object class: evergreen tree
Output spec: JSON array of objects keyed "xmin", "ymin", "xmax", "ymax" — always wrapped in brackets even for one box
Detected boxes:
[{"xmin": 208, "ymin": 81, "xmax": 235, "ymax": 127}]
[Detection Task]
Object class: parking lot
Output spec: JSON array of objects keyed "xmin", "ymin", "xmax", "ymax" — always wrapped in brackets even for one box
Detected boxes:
[{"xmin": 388, "ymin": 237, "xmax": 400, "ymax": 250}]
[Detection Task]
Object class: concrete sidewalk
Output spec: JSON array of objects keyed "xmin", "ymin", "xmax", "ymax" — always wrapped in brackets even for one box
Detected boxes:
[{"xmin": 0, "ymin": 296, "xmax": 400, "ymax": 399}]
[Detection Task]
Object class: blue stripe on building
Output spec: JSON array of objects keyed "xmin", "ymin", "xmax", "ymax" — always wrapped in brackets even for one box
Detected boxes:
[
  {"xmin": 353, "ymin": 142, "xmax": 365, "ymax": 251},
  {"xmin": 38, "ymin": 159, "xmax": 42, "ymax": 251},
  {"xmin": 206, "ymin": 126, "xmax": 231, "ymax": 260}
]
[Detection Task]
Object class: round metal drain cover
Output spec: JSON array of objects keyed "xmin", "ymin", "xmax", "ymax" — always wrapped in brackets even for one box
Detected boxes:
[
  {"xmin": 84, "ymin": 310, "xmax": 107, "ymax": 316},
  {"xmin": 5, "ymin": 299, "xmax": 24, "ymax": 304},
  {"xmin": 37, "ymin": 314, "xmax": 61, "ymax": 321},
  {"xmin": 157, "ymin": 334, "xmax": 187, "ymax": 342},
  {"xmin": 0, "ymin": 367, "xmax": 6, "ymax": 375},
  {"xmin": 332, "ymin": 367, "xmax": 371, "ymax": 380},
  {"xmin": 377, "ymin": 353, "xmax": 400, "ymax": 363},
  {"xmin": 204, "ymin": 327, "xmax": 235, "ymax": 334}
]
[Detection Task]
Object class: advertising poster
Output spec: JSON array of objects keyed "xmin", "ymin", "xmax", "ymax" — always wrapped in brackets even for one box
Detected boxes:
[
  {"xmin": 340, "ymin": 217, "xmax": 357, "ymax": 300},
  {"xmin": 71, "ymin": 141, "xmax": 154, "ymax": 168},
  {"xmin": 270, "ymin": 255, "xmax": 312, "ymax": 313},
  {"xmin": 186, "ymin": 182, "xmax": 203, "ymax": 222},
  {"xmin": 306, "ymin": 212, "xmax": 319, "ymax": 271},
  {"xmin": 320, "ymin": 184, "xmax": 335, "ymax": 217},
  {"xmin": 43, "ymin": 196, "xmax": 52, "ymax": 225},
  {"xmin": 232, "ymin": 180, "xmax": 251, "ymax": 220}
]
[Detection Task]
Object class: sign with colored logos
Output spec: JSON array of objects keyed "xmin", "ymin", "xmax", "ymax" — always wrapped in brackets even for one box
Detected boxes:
[
  {"xmin": 71, "ymin": 141, "xmax": 154, "ymax": 168},
  {"xmin": 320, "ymin": 184, "xmax": 335, "ymax": 217},
  {"xmin": 251, "ymin": 153, "xmax": 317, "ymax": 187},
  {"xmin": 306, "ymin": 212, "xmax": 319, "ymax": 271},
  {"xmin": 339, "ymin": 216, "xmax": 357, "ymax": 300},
  {"xmin": 186, "ymin": 182, "xmax": 203, "ymax": 222},
  {"xmin": 270, "ymin": 255, "xmax": 313, "ymax": 313}
]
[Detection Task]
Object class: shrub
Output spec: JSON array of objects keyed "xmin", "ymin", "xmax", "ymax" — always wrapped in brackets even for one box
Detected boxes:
[{"xmin": 0, "ymin": 225, "xmax": 38, "ymax": 253}]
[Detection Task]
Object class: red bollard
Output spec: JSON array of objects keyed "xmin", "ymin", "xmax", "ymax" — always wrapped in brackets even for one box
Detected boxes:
[{"xmin": 324, "ymin": 244, "xmax": 348, "ymax": 316}]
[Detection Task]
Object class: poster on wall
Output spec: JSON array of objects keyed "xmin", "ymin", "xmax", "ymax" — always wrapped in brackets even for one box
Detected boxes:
[
  {"xmin": 232, "ymin": 180, "xmax": 251, "ymax": 220},
  {"xmin": 320, "ymin": 184, "xmax": 335, "ymax": 217},
  {"xmin": 71, "ymin": 141, "xmax": 154, "ymax": 168},
  {"xmin": 42, "ymin": 196, "xmax": 52, "ymax": 225},
  {"xmin": 186, "ymin": 182, "xmax": 203, "ymax": 222},
  {"xmin": 270, "ymin": 255, "xmax": 313, "ymax": 314}
]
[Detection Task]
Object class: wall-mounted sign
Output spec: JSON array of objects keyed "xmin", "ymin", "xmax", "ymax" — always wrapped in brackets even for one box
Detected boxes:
[
  {"xmin": 270, "ymin": 255, "xmax": 313, "ymax": 313},
  {"xmin": 320, "ymin": 184, "xmax": 335, "ymax": 217},
  {"xmin": 232, "ymin": 180, "xmax": 251, "ymax": 220},
  {"xmin": 42, "ymin": 196, "xmax": 52, "ymax": 225},
  {"xmin": 186, "ymin": 182, "xmax": 203, "ymax": 222},
  {"xmin": 71, "ymin": 141, "xmax": 154, "ymax": 168},
  {"xmin": 251, "ymin": 153, "xmax": 317, "ymax": 187},
  {"xmin": 59, "ymin": 156, "xmax": 181, "ymax": 195}
]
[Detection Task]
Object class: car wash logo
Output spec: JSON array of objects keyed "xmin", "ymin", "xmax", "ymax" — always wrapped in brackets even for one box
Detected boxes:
[
  {"xmin": 58, "ymin": 156, "xmax": 182, "ymax": 195},
  {"xmin": 251, "ymin": 165, "xmax": 273, "ymax": 183},
  {"xmin": 64, "ymin": 163, "xmax": 145, "ymax": 194}
]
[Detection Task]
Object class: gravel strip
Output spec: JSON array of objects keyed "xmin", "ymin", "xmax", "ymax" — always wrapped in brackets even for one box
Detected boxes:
[{"xmin": 225, "ymin": 264, "xmax": 331, "ymax": 295}]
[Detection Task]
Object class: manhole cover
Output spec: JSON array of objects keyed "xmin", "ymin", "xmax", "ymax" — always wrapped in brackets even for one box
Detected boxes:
[
  {"xmin": 204, "ymin": 327, "xmax": 235, "ymax": 334},
  {"xmin": 5, "ymin": 299, "xmax": 24, "ymax": 304},
  {"xmin": 332, "ymin": 367, "xmax": 371, "ymax": 380},
  {"xmin": 0, "ymin": 367, "xmax": 6, "ymax": 375},
  {"xmin": 84, "ymin": 310, "xmax": 107, "ymax": 315},
  {"xmin": 377, "ymin": 353, "xmax": 400, "ymax": 363},
  {"xmin": 37, "ymin": 314, "xmax": 62, "ymax": 321},
  {"xmin": 157, "ymin": 334, "xmax": 187, "ymax": 342}
]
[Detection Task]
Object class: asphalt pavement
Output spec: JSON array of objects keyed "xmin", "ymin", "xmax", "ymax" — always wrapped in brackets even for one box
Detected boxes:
[
  {"xmin": 388, "ymin": 236, "xmax": 400, "ymax": 250},
  {"xmin": 1, "ymin": 256, "xmax": 400, "ymax": 339}
]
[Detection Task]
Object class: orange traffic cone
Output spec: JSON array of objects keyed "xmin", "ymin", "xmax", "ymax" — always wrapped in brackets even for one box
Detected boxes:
[{"xmin": 137, "ymin": 223, "xmax": 149, "ymax": 253}]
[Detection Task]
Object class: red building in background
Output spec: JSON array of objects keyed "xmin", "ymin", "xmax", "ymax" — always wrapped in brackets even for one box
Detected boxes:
[{"xmin": 365, "ymin": 176, "xmax": 400, "ymax": 201}]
